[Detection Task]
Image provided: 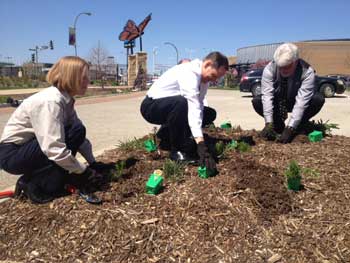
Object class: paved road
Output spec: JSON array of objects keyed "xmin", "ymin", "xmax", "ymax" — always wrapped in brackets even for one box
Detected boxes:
[{"xmin": 0, "ymin": 89, "xmax": 349, "ymax": 191}]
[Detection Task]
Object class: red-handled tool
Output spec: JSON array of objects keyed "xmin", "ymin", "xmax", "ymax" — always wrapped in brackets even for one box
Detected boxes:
[{"xmin": 0, "ymin": 190, "xmax": 15, "ymax": 199}]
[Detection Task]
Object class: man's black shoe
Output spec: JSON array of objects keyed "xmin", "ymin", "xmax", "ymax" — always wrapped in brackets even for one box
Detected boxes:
[
  {"xmin": 170, "ymin": 151, "xmax": 198, "ymax": 164},
  {"xmin": 14, "ymin": 175, "xmax": 54, "ymax": 204},
  {"xmin": 14, "ymin": 175, "xmax": 29, "ymax": 197}
]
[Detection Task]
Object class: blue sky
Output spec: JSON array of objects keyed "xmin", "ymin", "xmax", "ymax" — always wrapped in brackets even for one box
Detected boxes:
[{"xmin": 0, "ymin": 0, "xmax": 349, "ymax": 69}]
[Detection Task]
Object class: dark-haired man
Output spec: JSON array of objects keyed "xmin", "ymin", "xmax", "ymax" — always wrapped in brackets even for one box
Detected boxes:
[{"xmin": 140, "ymin": 52, "xmax": 228, "ymax": 171}]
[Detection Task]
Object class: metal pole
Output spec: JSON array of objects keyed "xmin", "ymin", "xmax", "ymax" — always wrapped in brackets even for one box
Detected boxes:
[
  {"xmin": 35, "ymin": 46, "xmax": 39, "ymax": 77},
  {"xmin": 152, "ymin": 47, "xmax": 158, "ymax": 75},
  {"xmin": 73, "ymin": 12, "xmax": 92, "ymax": 56},
  {"xmin": 164, "ymin": 42, "xmax": 178, "ymax": 64}
]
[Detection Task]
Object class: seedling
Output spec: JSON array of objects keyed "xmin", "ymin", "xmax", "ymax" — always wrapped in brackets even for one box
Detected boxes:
[
  {"xmin": 197, "ymin": 166, "xmax": 217, "ymax": 179},
  {"xmin": 146, "ymin": 169, "xmax": 164, "ymax": 195},
  {"xmin": 308, "ymin": 130, "xmax": 323, "ymax": 142},
  {"xmin": 220, "ymin": 121, "xmax": 232, "ymax": 129},
  {"xmin": 109, "ymin": 160, "xmax": 126, "ymax": 181},
  {"xmin": 237, "ymin": 141, "xmax": 251, "ymax": 153},
  {"xmin": 309, "ymin": 119, "xmax": 339, "ymax": 136},
  {"xmin": 285, "ymin": 160, "xmax": 302, "ymax": 191},
  {"xmin": 144, "ymin": 139, "xmax": 157, "ymax": 152},
  {"xmin": 215, "ymin": 141, "xmax": 225, "ymax": 156},
  {"xmin": 117, "ymin": 137, "xmax": 144, "ymax": 151},
  {"xmin": 162, "ymin": 159, "xmax": 185, "ymax": 182}
]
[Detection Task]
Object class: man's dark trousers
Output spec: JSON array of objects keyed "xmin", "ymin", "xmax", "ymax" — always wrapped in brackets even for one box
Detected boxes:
[
  {"xmin": 140, "ymin": 95, "xmax": 216, "ymax": 152},
  {"xmin": 252, "ymin": 92, "xmax": 325, "ymax": 132}
]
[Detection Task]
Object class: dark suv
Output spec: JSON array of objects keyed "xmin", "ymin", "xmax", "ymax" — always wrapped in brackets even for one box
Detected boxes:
[{"xmin": 239, "ymin": 68, "xmax": 346, "ymax": 98}]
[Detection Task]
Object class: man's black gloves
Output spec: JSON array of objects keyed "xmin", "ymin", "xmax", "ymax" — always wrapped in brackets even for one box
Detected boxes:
[
  {"xmin": 89, "ymin": 161, "xmax": 115, "ymax": 173},
  {"xmin": 277, "ymin": 126, "xmax": 295, "ymax": 144},
  {"xmin": 71, "ymin": 168, "xmax": 105, "ymax": 193},
  {"xmin": 260, "ymin": 122, "xmax": 277, "ymax": 141},
  {"xmin": 197, "ymin": 141, "xmax": 216, "ymax": 171}
]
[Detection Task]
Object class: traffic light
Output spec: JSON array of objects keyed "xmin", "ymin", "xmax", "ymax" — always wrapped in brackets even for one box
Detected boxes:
[
  {"xmin": 31, "ymin": 53, "xmax": 35, "ymax": 63},
  {"xmin": 49, "ymin": 40, "xmax": 54, "ymax": 50}
]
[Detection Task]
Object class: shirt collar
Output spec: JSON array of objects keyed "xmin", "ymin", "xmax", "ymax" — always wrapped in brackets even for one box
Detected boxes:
[
  {"xmin": 54, "ymin": 86, "xmax": 74, "ymax": 104},
  {"xmin": 190, "ymin": 59, "xmax": 203, "ymax": 75}
]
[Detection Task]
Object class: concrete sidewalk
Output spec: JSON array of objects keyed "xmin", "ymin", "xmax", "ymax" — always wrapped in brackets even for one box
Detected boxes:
[
  {"xmin": 0, "ymin": 86, "xmax": 130, "ymax": 96},
  {"xmin": 0, "ymin": 89, "xmax": 349, "ymax": 191}
]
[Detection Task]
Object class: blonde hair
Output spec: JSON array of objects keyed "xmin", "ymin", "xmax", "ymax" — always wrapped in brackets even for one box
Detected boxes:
[
  {"xmin": 47, "ymin": 56, "xmax": 89, "ymax": 95},
  {"xmin": 273, "ymin": 43, "xmax": 299, "ymax": 67}
]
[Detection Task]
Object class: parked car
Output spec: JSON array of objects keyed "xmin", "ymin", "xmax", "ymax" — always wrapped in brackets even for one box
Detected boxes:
[
  {"xmin": 239, "ymin": 68, "xmax": 263, "ymax": 97},
  {"xmin": 327, "ymin": 74, "xmax": 350, "ymax": 87},
  {"xmin": 239, "ymin": 68, "xmax": 346, "ymax": 98}
]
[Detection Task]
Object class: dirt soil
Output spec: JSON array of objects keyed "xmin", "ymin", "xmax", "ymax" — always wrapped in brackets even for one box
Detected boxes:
[{"xmin": 0, "ymin": 128, "xmax": 350, "ymax": 263}]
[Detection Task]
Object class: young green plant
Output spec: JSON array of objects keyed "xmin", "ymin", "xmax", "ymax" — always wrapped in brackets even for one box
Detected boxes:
[
  {"xmin": 162, "ymin": 159, "xmax": 185, "ymax": 182},
  {"xmin": 285, "ymin": 160, "xmax": 302, "ymax": 191},
  {"xmin": 110, "ymin": 160, "xmax": 126, "ymax": 181}
]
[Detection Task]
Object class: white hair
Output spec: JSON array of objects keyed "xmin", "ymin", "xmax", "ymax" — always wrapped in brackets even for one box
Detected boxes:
[{"xmin": 273, "ymin": 43, "xmax": 299, "ymax": 67}]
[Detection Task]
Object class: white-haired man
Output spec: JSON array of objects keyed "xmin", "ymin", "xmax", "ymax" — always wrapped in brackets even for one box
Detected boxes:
[{"xmin": 252, "ymin": 43, "xmax": 325, "ymax": 143}]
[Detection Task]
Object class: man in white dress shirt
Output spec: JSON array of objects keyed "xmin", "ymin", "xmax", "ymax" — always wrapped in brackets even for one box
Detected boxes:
[{"xmin": 140, "ymin": 52, "xmax": 228, "ymax": 171}]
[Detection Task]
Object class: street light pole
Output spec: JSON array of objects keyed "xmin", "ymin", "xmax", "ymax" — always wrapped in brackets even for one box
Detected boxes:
[
  {"xmin": 152, "ymin": 47, "xmax": 158, "ymax": 75},
  {"xmin": 73, "ymin": 12, "xmax": 92, "ymax": 56},
  {"xmin": 164, "ymin": 42, "xmax": 179, "ymax": 64}
]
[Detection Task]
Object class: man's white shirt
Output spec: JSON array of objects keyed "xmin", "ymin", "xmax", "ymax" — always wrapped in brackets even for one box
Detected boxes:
[{"xmin": 147, "ymin": 59, "xmax": 208, "ymax": 138}]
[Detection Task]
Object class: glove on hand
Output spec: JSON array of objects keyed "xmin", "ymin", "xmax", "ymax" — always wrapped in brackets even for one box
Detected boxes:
[
  {"xmin": 197, "ymin": 141, "xmax": 217, "ymax": 171},
  {"xmin": 260, "ymin": 122, "xmax": 277, "ymax": 141}
]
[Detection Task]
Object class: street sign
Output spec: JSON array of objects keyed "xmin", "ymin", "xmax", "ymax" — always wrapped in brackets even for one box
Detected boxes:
[
  {"xmin": 69, "ymin": 27, "xmax": 76, "ymax": 46},
  {"xmin": 124, "ymin": 40, "xmax": 135, "ymax": 48}
]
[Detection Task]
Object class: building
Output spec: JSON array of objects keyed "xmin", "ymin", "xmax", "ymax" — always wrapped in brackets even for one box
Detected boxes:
[
  {"xmin": 21, "ymin": 62, "xmax": 53, "ymax": 78},
  {"xmin": 0, "ymin": 62, "xmax": 20, "ymax": 77},
  {"xmin": 236, "ymin": 39, "xmax": 350, "ymax": 75}
]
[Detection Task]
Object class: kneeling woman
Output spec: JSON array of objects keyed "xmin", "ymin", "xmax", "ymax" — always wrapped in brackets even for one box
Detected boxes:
[{"xmin": 0, "ymin": 56, "xmax": 105, "ymax": 203}]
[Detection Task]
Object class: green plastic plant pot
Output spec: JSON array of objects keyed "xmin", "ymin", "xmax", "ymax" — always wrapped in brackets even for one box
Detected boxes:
[
  {"xmin": 146, "ymin": 171, "xmax": 164, "ymax": 195},
  {"xmin": 308, "ymin": 130, "xmax": 323, "ymax": 142},
  {"xmin": 220, "ymin": 122, "xmax": 232, "ymax": 129},
  {"xmin": 287, "ymin": 177, "xmax": 301, "ymax": 191},
  {"xmin": 197, "ymin": 166, "xmax": 217, "ymax": 179},
  {"xmin": 144, "ymin": 139, "xmax": 157, "ymax": 152}
]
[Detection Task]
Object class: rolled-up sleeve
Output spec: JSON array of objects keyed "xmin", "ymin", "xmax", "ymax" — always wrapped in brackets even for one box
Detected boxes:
[
  {"xmin": 30, "ymin": 101, "xmax": 87, "ymax": 174},
  {"xmin": 178, "ymin": 72, "xmax": 203, "ymax": 138},
  {"xmin": 261, "ymin": 64, "xmax": 275, "ymax": 123},
  {"xmin": 288, "ymin": 68, "xmax": 315, "ymax": 128}
]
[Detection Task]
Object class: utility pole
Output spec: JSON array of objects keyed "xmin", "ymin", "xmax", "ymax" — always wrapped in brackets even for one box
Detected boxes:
[{"xmin": 29, "ymin": 41, "xmax": 54, "ymax": 78}]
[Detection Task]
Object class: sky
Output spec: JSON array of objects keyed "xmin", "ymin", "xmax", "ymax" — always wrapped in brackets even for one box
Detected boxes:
[{"xmin": 0, "ymin": 0, "xmax": 349, "ymax": 71}]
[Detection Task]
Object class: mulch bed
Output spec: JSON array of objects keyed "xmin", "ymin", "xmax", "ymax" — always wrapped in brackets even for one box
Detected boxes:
[{"xmin": 0, "ymin": 128, "xmax": 350, "ymax": 263}]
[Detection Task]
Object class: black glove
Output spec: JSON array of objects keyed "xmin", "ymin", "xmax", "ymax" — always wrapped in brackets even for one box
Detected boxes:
[
  {"xmin": 71, "ymin": 168, "xmax": 105, "ymax": 193},
  {"xmin": 277, "ymin": 126, "xmax": 295, "ymax": 144},
  {"xmin": 260, "ymin": 122, "xmax": 277, "ymax": 141},
  {"xmin": 89, "ymin": 161, "xmax": 115, "ymax": 173},
  {"xmin": 197, "ymin": 141, "xmax": 217, "ymax": 171}
]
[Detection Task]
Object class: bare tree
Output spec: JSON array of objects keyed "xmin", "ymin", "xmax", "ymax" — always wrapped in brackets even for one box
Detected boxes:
[{"xmin": 88, "ymin": 41, "xmax": 109, "ymax": 89}]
